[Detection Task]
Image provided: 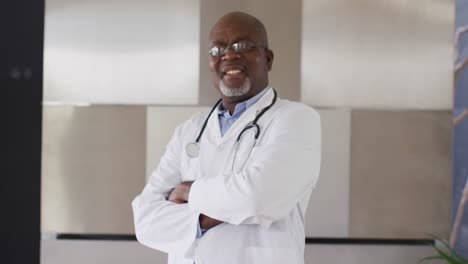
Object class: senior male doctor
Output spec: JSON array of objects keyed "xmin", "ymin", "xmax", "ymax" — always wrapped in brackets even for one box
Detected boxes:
[{"xmin": 132, "ymin": 11, "xmax": 321, "ymax": 264}]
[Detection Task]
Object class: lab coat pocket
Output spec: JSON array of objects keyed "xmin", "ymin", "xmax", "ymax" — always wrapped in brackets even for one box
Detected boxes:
[
  {"xmin": 245, "ymin": 247, "xmax": 298, "ymax": 264},
  {"xmin": 231, "ymin": 129, "xmax": 257, "ymax": 173}
]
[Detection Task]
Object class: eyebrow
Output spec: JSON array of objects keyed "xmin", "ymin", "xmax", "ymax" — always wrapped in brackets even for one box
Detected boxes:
[
  {"xmin": 210, "ymin": 40, "xmax": 226, "ymax": 46},
  {"xmin": 210, "ymin": 38, "xmax": 253, "ymax": 46}
]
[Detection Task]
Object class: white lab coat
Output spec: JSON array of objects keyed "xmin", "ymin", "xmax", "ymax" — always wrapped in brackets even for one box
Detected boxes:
[{"xmin": 132, "ymin": 88, "xmax": 321, "ymax": 264}]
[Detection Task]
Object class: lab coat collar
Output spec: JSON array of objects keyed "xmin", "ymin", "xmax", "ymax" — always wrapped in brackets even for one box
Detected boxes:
[{"xmin": 206, "ymin": 87, "xmax": 275, "ymax": 144}]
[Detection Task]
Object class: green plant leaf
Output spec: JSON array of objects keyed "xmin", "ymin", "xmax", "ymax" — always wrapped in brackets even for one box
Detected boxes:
[
  {"xmin": 427, "ymin": 235, "xmax": 468, "ymax": 264},
  {"xmin": 419, "ymin": 255, "xmax": 442, "ymax": 263},
  {"xmin": 432, "ymin": 238, "xmax": 468, "ymax": 263},
  {"xmin": 432, "ymin": 244, "xmax": 463, "ymax": 264},
  {"xmin": 418, "ymin": 235, "xmax": 468, "ymax": 264},
  {"xmin": 446, "ymin": 247, "xmax": 468, "ymax": 264}
]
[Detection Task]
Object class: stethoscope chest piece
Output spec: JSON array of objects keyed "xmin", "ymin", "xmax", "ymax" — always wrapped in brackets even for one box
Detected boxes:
[
  {"xmin": 185, "ymin": 89, "xmax": 277, "ymax": 159},
  {"xmin": 185, "ymin": 142, "xmax": 200, "ymax": 158}
]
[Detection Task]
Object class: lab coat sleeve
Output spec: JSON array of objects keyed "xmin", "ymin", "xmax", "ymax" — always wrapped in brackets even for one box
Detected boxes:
[
  {"xmin": 188, "ymin": 104, "xmax": 321, "ymax": 227},
  {"xmin": 132, "ymin": 123, "xmax": 199, "ymax": 256}
]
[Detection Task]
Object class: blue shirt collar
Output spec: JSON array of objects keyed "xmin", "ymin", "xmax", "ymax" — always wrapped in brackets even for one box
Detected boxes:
[{"xmin": 218, "ymin": 87, "xmax": 270, "ymax": 118}]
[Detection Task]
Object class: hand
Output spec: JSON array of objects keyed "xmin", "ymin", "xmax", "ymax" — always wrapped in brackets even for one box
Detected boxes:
[
  {"xmin": 199, "ymin": 214, "xmax": 223, "ymax": 229},
  {"xmin": 168, "ymin": 181, "xmax": 194, "ymax": 204}
]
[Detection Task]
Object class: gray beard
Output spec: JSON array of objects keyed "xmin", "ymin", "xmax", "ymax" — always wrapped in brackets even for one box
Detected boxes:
[{"xmin": 219, "ymin": 77, "xmax": 251, "ymax": 97}]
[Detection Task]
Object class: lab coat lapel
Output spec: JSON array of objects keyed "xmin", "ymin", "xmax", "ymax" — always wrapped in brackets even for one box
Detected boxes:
[
  {"xmin": 219, "ymin": 88, "xmax": 275, "ymax": 143},
  {"xmin": 203, "ymin": 105, "xmax": 223, "ymax": 145}
]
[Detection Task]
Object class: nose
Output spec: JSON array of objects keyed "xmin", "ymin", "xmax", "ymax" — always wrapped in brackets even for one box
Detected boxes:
[{"xmin": 222, "ymin": 47, "xmax": 241, "ymax": 60}]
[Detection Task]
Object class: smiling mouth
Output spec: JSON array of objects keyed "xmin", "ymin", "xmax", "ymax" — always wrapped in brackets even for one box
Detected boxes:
[
  {"xmin": 221, "ymin": 68, "xmax": 246, "ymax": 79},
  {"xmin": 224, "ymin": 69, "xmax": 243, "ymax": 75}
]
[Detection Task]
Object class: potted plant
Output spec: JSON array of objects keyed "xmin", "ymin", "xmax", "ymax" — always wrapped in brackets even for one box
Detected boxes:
[{"xmin": 420, "ymin": 179, "xmax": 468, "ymax": 264}]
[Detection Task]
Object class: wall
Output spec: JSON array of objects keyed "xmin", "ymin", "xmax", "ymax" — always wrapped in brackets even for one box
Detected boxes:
[
  {"xmin": 41, "ymin": 0, "xmax": 454, "ymax": 263},
  {"xmin": 5, "ymin": 0, "xmax": 44, "ymax": 263}
]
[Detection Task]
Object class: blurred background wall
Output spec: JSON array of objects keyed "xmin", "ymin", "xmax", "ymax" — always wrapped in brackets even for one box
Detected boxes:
[
  {"xmin": 40, "ymin": 0, "xmax": 460, "ymax": 263},
  {"xmin": 452, "ymin": 0, "xmax": 468, "ymax": 258}
]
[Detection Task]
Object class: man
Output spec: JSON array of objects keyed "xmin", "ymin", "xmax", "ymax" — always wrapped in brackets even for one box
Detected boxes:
[{"xmin": 132, "ymin": 12, "xmax": 321, "ymax": 264}]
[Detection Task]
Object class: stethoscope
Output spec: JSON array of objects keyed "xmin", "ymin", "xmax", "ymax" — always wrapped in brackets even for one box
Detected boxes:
[{"xmin": 185, "ymin": 89, "xmax": 278, "ymax": 159}]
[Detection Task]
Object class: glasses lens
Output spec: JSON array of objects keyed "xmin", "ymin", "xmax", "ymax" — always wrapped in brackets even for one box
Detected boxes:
[
  {"xmin": 210, "ymin": 41, "xmax": 258, "ymax": 56},
  {"xmin": 209, "ymin": 46, "xmax": 224, "ymax": 56},
  {"xmin": 233, "ymin": 41, "xmax": 252, "ymax": 53}
]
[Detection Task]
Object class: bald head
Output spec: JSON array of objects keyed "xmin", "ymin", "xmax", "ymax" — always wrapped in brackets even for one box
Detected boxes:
[
  {"xmin": 208, "ymin": 12, "xmax": 274, "ymax": 111},
  {"xmin": 210, "ymin": 12, "xmax": 269, "ymax": 47}
]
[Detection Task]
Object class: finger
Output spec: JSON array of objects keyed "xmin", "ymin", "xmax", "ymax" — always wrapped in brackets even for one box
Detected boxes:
[{"xmin": 169, "ymin": 198, "xmax": 186, "ymax": 204}]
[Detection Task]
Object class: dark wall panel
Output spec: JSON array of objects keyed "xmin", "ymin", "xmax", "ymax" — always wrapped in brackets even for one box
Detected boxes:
[{"xmin": 3, "ymin": 0, "xmax": 44, "ymax": 263}]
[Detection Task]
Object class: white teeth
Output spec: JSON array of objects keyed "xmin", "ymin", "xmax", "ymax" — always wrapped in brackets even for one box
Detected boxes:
[{"xmin": 226, "ymin": 70, "xmax": 242, "ymax": 75}]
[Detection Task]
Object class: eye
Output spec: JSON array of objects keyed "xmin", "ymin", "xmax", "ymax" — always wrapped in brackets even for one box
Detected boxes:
[
  {"xmin": 233, "ymin": 41, "xmax": 253, "ymax": 52},
  {"xmin": 209, "ymin": 46, "xmax": 225, "ymax": 57}
]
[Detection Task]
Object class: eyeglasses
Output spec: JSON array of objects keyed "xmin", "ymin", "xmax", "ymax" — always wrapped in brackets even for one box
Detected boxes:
[{"xmin": 209, "ymin": 40, "xmax": 267, "ymax": 57}]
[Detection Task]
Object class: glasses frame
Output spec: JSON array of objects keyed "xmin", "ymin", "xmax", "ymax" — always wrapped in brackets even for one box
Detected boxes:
[{"xmin": 209, "ymin": 40, "xmax": 267, "ymax": 57}]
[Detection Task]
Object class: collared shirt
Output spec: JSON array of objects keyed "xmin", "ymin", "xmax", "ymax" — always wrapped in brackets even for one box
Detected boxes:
[
  {"xmin": 195, "ymin": 87, "xmax": 270, "ymax": 240},
  {"xmin": 217, "ymin": 87, "xmax": 270, "ymax": 136}
]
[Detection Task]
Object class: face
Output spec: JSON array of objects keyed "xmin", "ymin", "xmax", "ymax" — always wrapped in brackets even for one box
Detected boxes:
[{"xmin": 209, "ymin": 18, "xmax": 274, "ymax": 103}]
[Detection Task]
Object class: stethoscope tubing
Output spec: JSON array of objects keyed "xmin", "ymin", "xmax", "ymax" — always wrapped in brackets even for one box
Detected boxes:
[
  {"xmin": 195, "ymin": 98, "xmax": 222, "ymax": 144},
  {"xmin": 187, "ymin": 88, "xmax": 278, "ymax": 159}
]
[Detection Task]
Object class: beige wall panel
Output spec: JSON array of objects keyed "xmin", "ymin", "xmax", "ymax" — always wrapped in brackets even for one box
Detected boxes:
[
  {"xmin": 301, "ymin": 0, "xmax": 453, "ymax": 109},
  {"xmin": 304, "ymin": 244, "xmax": 443, "ymax": 264},
  {"xmin": 244, "ymin": 0, "xmax": 302, "ymax": 101},
  {"xmin": 349, "ymin": 110, "xmax": 452, "ymax": 238},
  {"xmin": 198, "ymin": 0, "xmax": 248, "ymax": 105},
  {"xmin": 41, "ymin": 240, "xmax": 167, "ymax": 264},
  {"xmin": 44, "ymin": 0, "xmax": 199, "ymax": 105},
  {"xmin": 146, "ymin": 107, "xmax": 210, "ymax": 181},
  {"xmin": 41, "ymin": 106, "xmax": 146, "ymax": 234},
  {"xmin": 306, "ymin": 109, "xmax": 351, "ymax": 237},
  {"xmin": 199, "ymin": 0, "xmax": 301, "ymax": 105}
]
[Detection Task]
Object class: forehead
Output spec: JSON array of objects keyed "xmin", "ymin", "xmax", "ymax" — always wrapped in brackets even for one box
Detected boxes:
[{"xmin": 209, "ymin": 20, "xmax": 261, "ymax": 44}]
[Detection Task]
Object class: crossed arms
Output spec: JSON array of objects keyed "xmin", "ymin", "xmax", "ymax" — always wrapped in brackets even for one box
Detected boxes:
[
  {"xmin": 132, "ymin": 105, "xmax": 321, "ymax": 255},
  {"xmin": 167, "ymin": 181, "xmax": 223, "ymax": 230}
]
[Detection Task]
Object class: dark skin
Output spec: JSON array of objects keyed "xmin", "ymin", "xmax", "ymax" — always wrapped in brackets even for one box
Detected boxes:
[
  {"xmin": 209, "ymin": 12, "xmax": 274, "ymax": 114},
  {"xmin": 168, "ymin": 12, "xmax": 274, "ymax": 230}
]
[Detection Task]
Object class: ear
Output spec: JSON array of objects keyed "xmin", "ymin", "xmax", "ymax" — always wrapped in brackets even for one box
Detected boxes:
[{"xmin": 265, "ymin": 49, "xmax": 274, "ymax": 71}]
